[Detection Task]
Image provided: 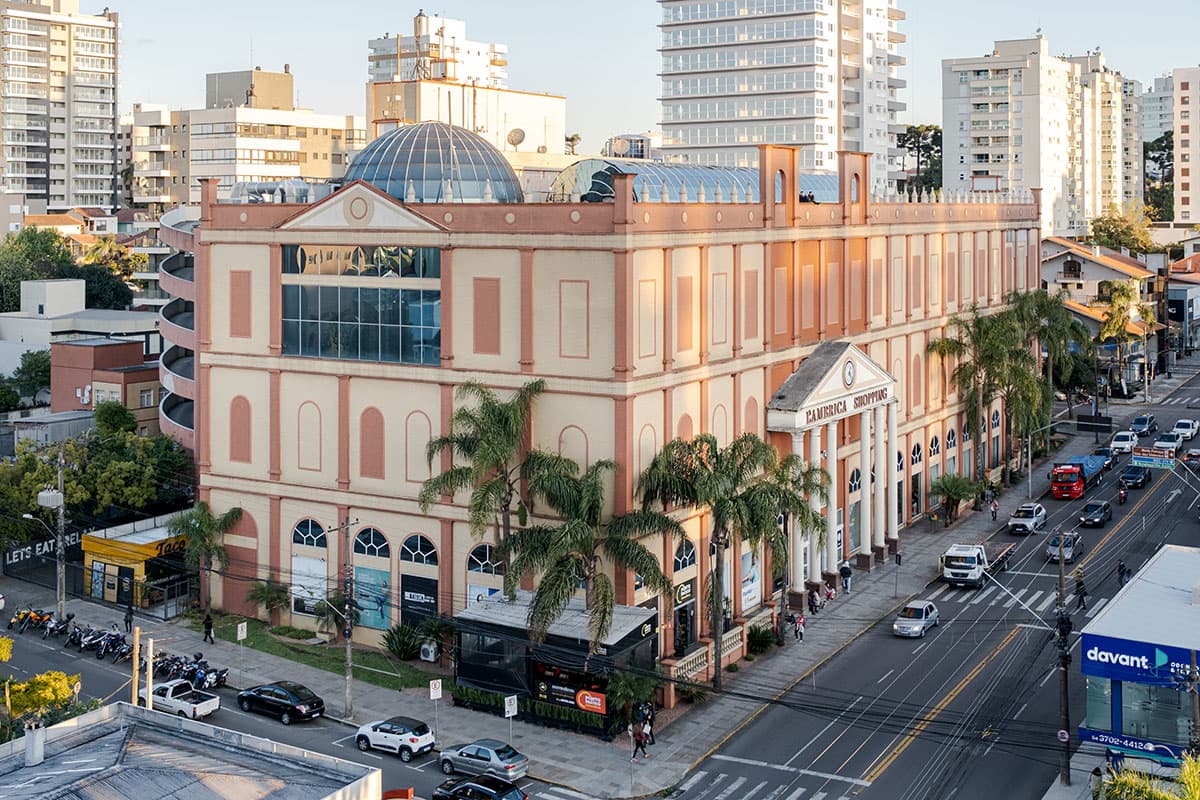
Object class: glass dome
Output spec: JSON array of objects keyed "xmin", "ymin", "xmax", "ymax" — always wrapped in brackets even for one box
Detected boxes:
[{"xmin": 343, "ymin": 121, "xmax": 523, "ymax": 204}]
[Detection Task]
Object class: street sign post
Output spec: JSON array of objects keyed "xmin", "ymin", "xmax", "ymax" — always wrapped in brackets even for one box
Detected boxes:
[
  {"xmin": 1132, "ymin": 447, "xmax": 1176, "ymax": 471},
  {"xmin": 237, "ymin": 620, "xmax": 247, "ymax": 662},
  {"xmin": 430, "ymin": 679, "xmax": 442, "ymax": 739},
  {"xmin": 505, "ymin": 694, "xmax": 518, "ymax": 743}
]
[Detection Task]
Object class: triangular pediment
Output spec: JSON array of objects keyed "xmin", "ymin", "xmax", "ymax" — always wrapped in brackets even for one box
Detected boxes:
[
  {"xmin": 766, "ymin": 341, "xmax": 896, "ymax": 432},
  {"xmin": 278, "ymin": 180, "xmax": 442, "ymax": 232}
]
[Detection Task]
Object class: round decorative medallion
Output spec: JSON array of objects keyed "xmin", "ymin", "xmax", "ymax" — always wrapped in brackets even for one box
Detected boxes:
[
  {"xmin": 715, "ymin": 211, "xmax": 722, "ymax": 223},
  {"xmin": 443, "ymin": 212, "xmax": 454, "ymax": 224},
  {"xmin": 348, "ymin": 197, "xmax": 369, "ymax": 220},
  {"xmin": 748, "ymin": 211, "xmax": 755, "ymax": 222},
  {"xmin": 681, "ymin": 211, "xmax": 688, "ymax": 224},
  {"xmin": 643, "ymin": 211, "xmax": 651, "ymax": 223},
  {"xmin": 504, "ymin": 212, "xmax": 515, "ymax": 224},
  {"xmin": 843, "ymin": 359, "xmax": 856, "ymax": 388},
  {"xmin": 570, "ymin": 210, "xmax": 581, "ymax": 223},
  {"xmin": 238, "ymin": 211, "xmax": 247, "ymax": 223}
]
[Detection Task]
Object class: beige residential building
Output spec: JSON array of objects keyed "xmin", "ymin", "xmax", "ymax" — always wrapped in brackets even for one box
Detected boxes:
[
  {"xmin": 0, "ymin": 0, "xmax": 118, "ymax": 211},
  {"xmin": 942, "ymin": 37, "xmax": 1141, "ymax": 237},
  {"xmin": 1174, "ymin": 66, "xmax": 1200, "ymax": 225},
  {"xmin": 131, "ymin": 68, "xmax": 365, "ymax": 215}
]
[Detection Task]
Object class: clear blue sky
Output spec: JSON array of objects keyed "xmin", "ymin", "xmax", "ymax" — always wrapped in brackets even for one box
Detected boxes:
[{"xmin": 112, "ymin": 0, "xmax": 1194, "ymax": 149}]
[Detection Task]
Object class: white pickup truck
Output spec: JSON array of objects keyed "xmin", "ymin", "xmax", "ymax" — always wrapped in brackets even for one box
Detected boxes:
[
  {"xmin": 138, "ymin": 678, "xmax": 220, "ymax": 719},
  {"xmin": 941, "ymin": 542, "xmax": 1016, "ymax": 589}
]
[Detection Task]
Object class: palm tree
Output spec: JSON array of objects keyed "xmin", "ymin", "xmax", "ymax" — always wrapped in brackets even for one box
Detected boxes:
[
  {"xmin": 991, "ymin": 330, "xmax": 1046, "ymax": 483},
  {"xmin": 637, "ymin": 434, "xmax": 808, "ymax": 692},
  {"xmin": 166, "ymin": 502, "xmax": 243, "ymax": 612},
  {"xmin": 1098, "ymin": 278, "xmax": 1156, "ymax": 392},
  {"xmin": 764, "ymin": 453, "xmax": 828, "ymax": 639},
  {"xmin": 1104, "ymin": 751, "xmax": 1200, "ymax": 798},
  {"xmin": 605, "ymin": 669, "xmax": 662, "ymax": 727},
  {"xmin": 419, "ymin": 379, "xmax": 547, "ymax": 552},
  {"xmin": 501, "ymin": 459, "xmax": 682, "ymax": 653},
  {"xmin": 564, "ymin": 133, "xmax": 582, "ymax": 155},
  {"xmin": 928, "ymin": 308, "xmax": 1005, "ymax": 483},
  {"xmin": 245, "ymin": 580, "xmax": 290, "ymax": 624},
  {"xmin": 1007, "ymin": 289, "xmax": 1093, "ymax": 422},
  {"xmin": 81, "ymin": 235, "xmax": 143, "ymax": 282}
]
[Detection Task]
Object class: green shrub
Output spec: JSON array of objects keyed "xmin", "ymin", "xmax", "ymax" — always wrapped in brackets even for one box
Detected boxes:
[
  {"xmin": 381, "ymin": 623, "xmax": 423, "ymax": 660},
  {"xmin": 744, "ymin": 653, "xmax": 755, "ymax": 661},
  {"xmin": 747, "ymin": 623, "xmax": 774, "ymax": 655},
  {"xmin": 726, "ymin": 662, "xmax": 740, "ymax": 673},
  {"xmin": 269, "ymin": 625, "xmax": 313, "ymax": 640},
  {"xmin": 677, "ymin": 685, "xmax": 710, "ymax": 704}
]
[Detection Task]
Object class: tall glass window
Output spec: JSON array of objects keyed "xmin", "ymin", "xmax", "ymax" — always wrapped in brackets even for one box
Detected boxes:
[
  {"xmin": 1085, "ymin": 676, "xmax": 1111, "ymax": 733},
  {"xmin": 1121, "ymin": 682, "xmax": 1189, "ymax": 745}
]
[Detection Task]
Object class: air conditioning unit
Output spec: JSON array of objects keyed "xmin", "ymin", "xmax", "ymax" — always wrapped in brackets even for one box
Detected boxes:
[{"xmin": 419, "ymin": 640, "xmax": 439, "ymax": 663}]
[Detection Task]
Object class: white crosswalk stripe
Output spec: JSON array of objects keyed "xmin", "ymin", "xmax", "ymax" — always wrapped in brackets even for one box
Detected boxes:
[
  {"xmin": 969, "ymin": 585, "xmax": 998, "ymax": 605},
  {"xmin": 782, "ymin": 788, "xmax": 808, "ymax": 800},
  {"xmin": 714, "ymin": 777, "xmax": 747, "ymax": 799},
  {"xmin": 1002, "ymin": 588, "xmax": 1026, "ymax": 608},
  {"xmin": 538, "ymin": 788, "xmax": 600, "ymax": 800},
  {"xmin": 927, "ymin": 584, "xmax": 950, "ymax": 601},
  {"xmin": 922, "ymin": 588, "xmax": 1108, "ymax": 617},
  {"xmin": 1085, "ymin": 598, "xmax": 1109, "ymax": 618},
  {"xmin": 679, "ymin": 771, "xmax": 709, "ymax": 792},
  {"xmin": 1037, "ymin": 593, "xmax": 1057, "ymax": 612},
  {"xmin": 1024, "ymin": 590, "xmax": 1044, "ymax": 609}
]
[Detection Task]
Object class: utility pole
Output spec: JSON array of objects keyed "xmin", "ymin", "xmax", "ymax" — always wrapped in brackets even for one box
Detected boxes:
[
  {"xmin": 1055, "ymin": 535, "xmax": 1072, "ymax": 786},
  {"xmin": 130, "ymin": 626, "xmax": 141, "ymax": 705},
  {"xmin": 56, "ymin": 447, "xmax": 65, "ymax": 621},
  {"xmin": 1189, "ymin": 650, "xmax": 1200, "ymax": 756},
  {"xmin": 343, "ymin": 514, "xmax": 354, "ymax": 720}
]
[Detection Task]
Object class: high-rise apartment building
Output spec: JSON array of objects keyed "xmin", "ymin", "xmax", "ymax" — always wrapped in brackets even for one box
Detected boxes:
[
  {"xmin": 0, "ymin": 0, "xmax": 118, "ymax": 211},
  {"xmin": 1173, "ymin": 66, "xmax": 1200, "ymax": 225},
  {"xmin": 368, "ymin": 12, "xmax": 507, "ymax": 87},
  {"xmin": 942, "ymin": 38, "xmax": 1140, "ymax": 237},
  {"xmin": 1121, "ymin": 78, "xmax": 1144, "ymax": 207},
  {"xmin": 657, "ymin": 0, "xmax": 907, "ymax": 194},
  {"xmin": 1142, "ymin": 74, "xmax": 1173, "ymax": 142},
  {"xmin": 131, "ymin": 69, "xmax": 365, "ymax": 216},
  {"xmin": 365, "ymin": 13, "xmax": 565, "ymax": 157}
]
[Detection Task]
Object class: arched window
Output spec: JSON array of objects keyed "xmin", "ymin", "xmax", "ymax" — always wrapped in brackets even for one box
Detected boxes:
[
  {"xmin": 674, "ymin": 539, "xmax": 697, "ymax": 571},
  {"xmin": 775, "ymin": 170, "xmax": 785, "ymax": 203},
  {"xmin": 930, "ymin": 436, "xmax": 941, "ymax": 456},
  {"xmin": 850, "ymin": 174, "xmax": 860, "ymax": 203},
  {"xmin": 911, "ymin": 444, "xmax": 923, "ymax": 465},
  {"xmin": 962, "ymin": 424, "xmax": 972, "ymax": 443},
  {"xmin": 353, "ymin": 528, "xmax": 389, "ymax": 558},
  {"xmin": 468, "ymin": 544, "xmax": 504, "ymax": 575},
  {"xmin": 400, "ymin": 534, "xmax": 438, "ymax": 565},
  {"xmin": 292, "ymin": 519, "xmax": 326, "ymax": 548},
  {"xmin": 848, "ymin": 468, "xmax": 861, "ymax": 492},
  {"xmin": 946, "ymin": 429, "xmax": 957, "ymax": 450},
  {"xmin": 896, "ymin": 451, "xmax": 904, "ymax": 472},
  {"xmin": 991, "ymin": 410, "xmax": 1001, "ymax": 429}
]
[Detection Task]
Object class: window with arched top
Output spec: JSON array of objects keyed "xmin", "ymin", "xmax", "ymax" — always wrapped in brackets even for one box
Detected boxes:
[
  {"xmin": 674, "ymin": 540, "xmax": 697, "ymax": 572},
  {"xmin": 775, "ymin": 170, "xmax": 785, "ymax": 203},
  {"xmin": 468, "ymin": 544, "xmax": 504, "ymax": 575},
  {"xmin": 400, "ymin": 534, "xmax": 438, "ymax": 565},
  {"xmin": 851, "ymin": 174, "xmax": 860, "ymax": 203},
  {"xmin": 353, "ymin": 528, "xmax": 389, "ymax": 558},
  {"xmin": 946, "ymin": 429, "xmax": 957, "ymax": 450},
  {"xmin": 930, "ymin": 436, "xmax": 941, "ymax": 456},
  {"xmin": 962, "ymin": 424, "xmax": 972, "ymax": 443},
  {"xmin": 911, "ymin": 444, "xmax": 923, "ymax": 465},
  {"xmin": 896, "ymin": 451, "xmax": 904, "ymax": 472},
  {"xmin": 292, "ymin": 519, "xmax": 326, "ymax": 548},
  {"xmin": 991, "ymin": 410, "xmax": 1001, "ymax": 429},
  {"xmin": 848, "ymin": 468, "xmax": 861, "ymax": 493}
]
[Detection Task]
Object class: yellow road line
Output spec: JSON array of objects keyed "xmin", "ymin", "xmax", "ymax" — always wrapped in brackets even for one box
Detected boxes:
[
  {"xmin": 860, "ymin": 626, "xmax": 1022, "ymax": 784},
  {"xmin": 1079, "ymin": 478, "xmax": 1158, "ymax": 570}
]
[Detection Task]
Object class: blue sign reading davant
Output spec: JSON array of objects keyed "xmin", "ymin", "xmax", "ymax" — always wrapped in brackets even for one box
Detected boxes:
[{"xmin": 1081, "ymin": 633, "xmax": 1192, "ymax": 685}]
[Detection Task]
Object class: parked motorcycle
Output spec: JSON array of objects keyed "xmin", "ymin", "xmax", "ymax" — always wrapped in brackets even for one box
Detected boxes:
[
  {"xmin": 43, "ymin": 612, "xmax": 74, "ymax": 640},
  {"xmin": 96, "ymin": 630, "xmax": 125, "ymax": 660},
  {"xmin": 65, "ymin": 622, "xmax": 91, "ymax": 649},
  {"xmin": 17, "ymin": 608, "xmax": 49, "ymax": 634},
  {"xmin": 152, "ymin": 652, "xmax": 175, "ymax": 676},
  {"xmin": 7, "ymin": 607, "xmax": 34, "ymax": 630},
  {"xmin": 111, "ymin": 640, "xmax": 135, "ymax": 664},
  {"xmin": 80, "ymin": 624, "xmax": 115, "ymax": 653}
]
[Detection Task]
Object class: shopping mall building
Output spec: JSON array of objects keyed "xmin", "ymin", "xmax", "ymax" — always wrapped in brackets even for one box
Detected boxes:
[{"xmin": 157, "ymin": 121, "xmax": 1040, "ymax": 683}]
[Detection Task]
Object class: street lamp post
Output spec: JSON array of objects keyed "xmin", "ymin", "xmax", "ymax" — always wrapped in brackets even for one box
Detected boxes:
[{"xmin": 31, "ymin": 450, "xmax": 66, "ymax": 619}]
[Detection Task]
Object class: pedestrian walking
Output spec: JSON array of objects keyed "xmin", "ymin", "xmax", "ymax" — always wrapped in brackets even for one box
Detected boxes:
[
  {"xmin": 202, "ymin": 613, "xmax": 215, "ymax": 644},
  {"xmin": 1117, "ymin": 560, "xmax": 1128, "ymax": 587},
  {"xmin": 630, "ymin": 723, "xmax": 649, "ymax": 761},
  {"xmin": 123, "ymin": 603, "xmax": 133, "ymax": 634},
  {"xmin": 1076, "ymin": 582, "xmax": 1088, "ymax": 611},
  {"xmin": 794, "ymin": 612, "xmax": 805, "ymax": 641},
  {"xmin": 807, "ymin": 588, "xmax": 819, "ymax": 615},
  {"xmin": 839, "ymin": 560, "xmax": 853, "ymax": 593},
  {"xmin": 989, "ymin": 499, "xmax": 999, "ymax": 521},
  {"xmin": 641, "ymin": 702, "xmax": 656, "ymax": 745}
]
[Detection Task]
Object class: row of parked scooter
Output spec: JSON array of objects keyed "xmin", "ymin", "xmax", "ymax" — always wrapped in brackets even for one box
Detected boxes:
[{"xmin": 6, "ymin": 607, "xmax": 228, "ymax": 690}]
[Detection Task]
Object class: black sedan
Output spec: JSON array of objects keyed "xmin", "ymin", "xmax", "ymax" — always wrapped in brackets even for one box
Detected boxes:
[
  {"xmin": 1078, "ymin": 500, "xmax": 1112, "ymax": 527},
  {"xmin": 236, "ymin": 680, "xmax": 325, "ymax": 725},
  {"xmin": 433, "ymin": 775, "xmax": 528, "ymax": 800},
  {"xmin": 1092, "ymin": 447, "xmax": 1118, "ymax": 471},
  {"xmin": 1119, "ymin": 465, "xmax": 1152, "ymax": 488}
]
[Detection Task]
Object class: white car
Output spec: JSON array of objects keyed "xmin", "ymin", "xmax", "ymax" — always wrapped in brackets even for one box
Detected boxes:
[
  {"xmin": 1007, "ymin": 502, "xmax": 1047, "ymax": 535},
  {"xmin": 1172, "ymin": 419, "xmax": 1199, "ymax": 440},
  {"xmin": 355, "ymin": 715, "xmax": 435, "ymax": 762},
  {"xmin": 1109, "ymin": 431, "xmax": 1138, "ymax": 454},
  {"xmin": 1153, "ymin": 432, "xmax": 1183, "ymax": 456}
]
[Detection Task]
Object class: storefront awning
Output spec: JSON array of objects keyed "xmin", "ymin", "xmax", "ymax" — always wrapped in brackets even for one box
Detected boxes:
[{"xmin": 455, "ymin": 590, "xmax": 657, "ymax": 651}]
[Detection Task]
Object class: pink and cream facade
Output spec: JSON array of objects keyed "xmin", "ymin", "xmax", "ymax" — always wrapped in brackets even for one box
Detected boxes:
[{"xmin": 160, "ymin": 149, "xmax": 1039, "ymax": 679}]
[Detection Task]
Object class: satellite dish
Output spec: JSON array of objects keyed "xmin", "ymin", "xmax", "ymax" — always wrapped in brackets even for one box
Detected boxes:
[
  {"xmin": 506, "ymin": 128, "xmax": 525, "ymax": 148},
  {"xmin": 612, "ymin": 138, "xmax": 630, "ymax": 156}
]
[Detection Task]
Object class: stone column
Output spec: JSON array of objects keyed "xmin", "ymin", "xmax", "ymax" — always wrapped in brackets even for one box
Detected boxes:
[
  {"xmin": 858, "ymin": 409, "xmax": 875, "ymax": 569},
  {"xmin": 886, "ymin": 401, "xmax": 900, "ymax": 552},
  {"xmin": 873, "ymin": 403, "xmax": 887, "ymax": 551},
  {"xmin": 823, "ymin": 420, "xmax": 838, "ymax": 583},
  {"xmin": 790, "ymin": 431, "xmax": 806, "ymax": 592},
  {"xmin": 807, "ymin": 426, "xmax": 823, "ymax": 590}
]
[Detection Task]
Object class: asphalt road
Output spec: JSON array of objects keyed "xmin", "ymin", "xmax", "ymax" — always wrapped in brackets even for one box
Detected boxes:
[
  {"xmin": 0, "ymin": 628, "xmax": 582, "ymax": 800},
  {"xmin": 673, "ymin": 394, "xmax": 1200, "ymax": 800}
]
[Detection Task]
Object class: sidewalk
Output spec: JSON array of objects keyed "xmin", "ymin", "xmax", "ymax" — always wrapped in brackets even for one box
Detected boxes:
[{"xmin": 0, "ymin": 399, "xmax": 1176, "ymax": 799}]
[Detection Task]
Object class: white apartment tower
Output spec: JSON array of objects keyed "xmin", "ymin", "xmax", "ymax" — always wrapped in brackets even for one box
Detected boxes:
[
  {"xmin": 658, "ymin": 0, "xmax": 908, "ymax": 195},
  {"xmin": 1141, "ymin": 74, "xmax": 1173, "ymax": 142},
  {"xmin": 1173, "ymin": 67, "xmax": 1200, "ymax": 225},
  {"xmin": 942, "ymin": 38, "xmax": 1140, "ymax": 237},
  {"xmin": 1, "ymin": 0, "xmax": 118, "ymax": 211},
  {"xmin": 1121, "ymin": 79, "xmax": 1144, "ymax": 207},
  {"xmin": 368, "ymin": 12, "xmax": 507, "ymax": 88}
]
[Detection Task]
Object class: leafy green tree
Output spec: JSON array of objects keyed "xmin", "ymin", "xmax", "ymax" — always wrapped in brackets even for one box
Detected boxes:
[
  {"xmin": 10, "ymin": 350, "xmax": 50, "ymax": 400},
  {"xmin": 0, "ymin": 384, "xmax": 19, "ymax": 413},
  {"xmin": 59, "ymin": 262, "xmax": 132, "ymax": 310},
  {"xmin": 5, "ymin": 226, "xmax": 73, "ymax": 274},
  {"xmin": 1144, "ymin": 131, "xmax": 1174, "ymax": 221},
  {"xmin": 928, "ymin": 308, "xmax": 1005, "ymax": 482},
  {"xmin": 897, "ymin": 124, "xmax": 942, "ymax": 191},
  {"xmin": 928, "ymin": 473, "xmax": 979, "ymax": 523},
  {"xmin": 1090, "ymin": 203, "xmax": 1154, "ymax": 254},
  {"xmin": 245, "ymin": 580, "xmax": 290, "ymax": 624},
  {"xmin": 605, "ymin": 669, "xmax": 662, "ymax": 727},
  {"xmin": 502, "ymin": 458, "xmax": 682, "ymax": 653},
  {"xmin": 419, "ymin": 380, "xmax": 547, "ymax": 552},
  {"xmin": 1006, "ymin": 289, "xmax": 1092, "ymax": 430},
  {"xmin": 637, "ymin": 434, "xmax": 809, "ymax": 692},
  {"xmin": 764, "ymin": 453, "xmax": 828, "ymax": 631},
  {"xmin": 81, "ymin": 235, "xmax": 147, "ymax": 283},
  {"xmin": 1098, "ymin": 278, "xmax": 1156, "ymax": 388},
  {"xmin": 989, "ymin": 313, "xmax": 1045, "ymax": 484},
  {"xmin": 166, "ymin": 502, "xmax": 243, "ymax": 611},
  {"xmin": 1105, "ymin": 751, "xmax": 1200, "ymax": 798},
  {"xmin": 93, "ymin": 399, "xmax": 136, "ymax": 436},
  {"xmin": 565, "ymin": 133, "xmax": 582, "ymax": 155}
]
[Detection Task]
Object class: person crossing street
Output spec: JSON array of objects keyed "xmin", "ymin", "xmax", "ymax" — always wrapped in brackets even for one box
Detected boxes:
[{"xmin": 839, "ymin": 560, "xmax": 853, "ymax": 594}]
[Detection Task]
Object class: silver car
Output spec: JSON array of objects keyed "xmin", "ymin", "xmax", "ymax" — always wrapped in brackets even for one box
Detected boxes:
[
  {"xmin": 440, "ymin": 738, "xmax": 529, "ymax": 780},
  {"xmin": 893, "ymin": 601, "xmax": 939, "ymax": 638}
]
